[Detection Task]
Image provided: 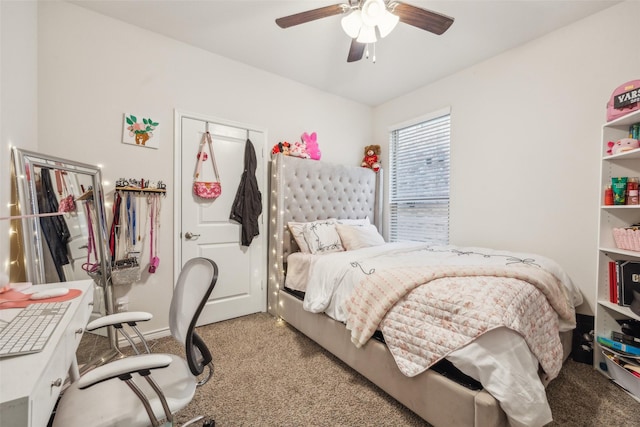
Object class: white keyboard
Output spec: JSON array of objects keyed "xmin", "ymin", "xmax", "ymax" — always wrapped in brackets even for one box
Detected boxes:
[{"xmin": 0, "ymin": 302, "xmax": 70, "ymax": 358}]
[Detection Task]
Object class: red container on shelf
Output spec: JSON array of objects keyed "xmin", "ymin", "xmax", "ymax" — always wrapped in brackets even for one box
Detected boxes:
[
  {"xmin": 628, "ymin": 178, "xmax": 639, "ymax": 205},
  {"xmin": 605, "ymin": 185, "xmax": 614, "ymax": 205}
]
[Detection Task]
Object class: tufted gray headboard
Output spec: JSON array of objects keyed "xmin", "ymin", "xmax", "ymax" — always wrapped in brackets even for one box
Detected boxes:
[{"xmin": 267, "ymin": 154, "xmax": 382, "ymax": 314}]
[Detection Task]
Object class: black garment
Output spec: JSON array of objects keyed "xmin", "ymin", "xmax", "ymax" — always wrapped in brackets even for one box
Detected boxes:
[
  {"xmin": 230, "ymin": 139, "xmax": 262, "ymax": 246},
  {"xmin": 108, "ymin": 193, "xmax": 123, "ymax": 263},
  {"xmin": 38, "ymin": 168, "xmax": 71, "ymax": 281}
]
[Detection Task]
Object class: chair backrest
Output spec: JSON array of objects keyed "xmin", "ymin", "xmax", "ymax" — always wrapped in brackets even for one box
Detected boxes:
[{"xmin": 169, "ymin": 257, "xmax": 218, "ymax": 376}]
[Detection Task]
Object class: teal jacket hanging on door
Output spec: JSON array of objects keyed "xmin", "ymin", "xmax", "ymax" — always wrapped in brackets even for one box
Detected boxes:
[{"xmin": 230, "ymin": 139, "xmax": 261, "ymax": 246}]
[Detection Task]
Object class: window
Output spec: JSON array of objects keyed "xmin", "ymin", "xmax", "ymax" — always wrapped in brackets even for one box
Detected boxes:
[{"xmin": 389, "ymin": 110, "xmax": 450, "ymax": 244}]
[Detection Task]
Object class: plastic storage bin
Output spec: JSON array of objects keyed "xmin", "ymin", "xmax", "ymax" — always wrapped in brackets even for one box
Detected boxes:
[{"xmin": 602, "ymin": 350, "xmax": 640, "ymax": 399}]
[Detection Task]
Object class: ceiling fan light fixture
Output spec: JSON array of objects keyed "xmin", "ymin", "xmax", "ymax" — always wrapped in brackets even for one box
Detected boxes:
[
  {"xmin": 356, "ymin": 24, "xmax": 377, "ymax": 43},
  {"xmin": 377, "ymin": 10, "xmax": 399, "ymax": 38},
  {"xmin": 341, "ymin": 10, "xmax": 362, "ymax": 39},
  {"xmin": 360, "ymin": 0, "xmax": 386, "ymax": 27},
  {"xmin": 274, "ymin": 0, "xmax": 454, "ymax": 63}
]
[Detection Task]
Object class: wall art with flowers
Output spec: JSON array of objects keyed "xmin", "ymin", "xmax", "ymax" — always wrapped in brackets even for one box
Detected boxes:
[{"xmin": 122, "ymin": 113, "xmax": 160, "ymax": 149}]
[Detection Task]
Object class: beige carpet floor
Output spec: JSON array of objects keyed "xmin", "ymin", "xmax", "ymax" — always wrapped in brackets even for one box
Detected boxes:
[{"xmin": 138, "ymin": 313, "xmax": 639, "ymax": 426}]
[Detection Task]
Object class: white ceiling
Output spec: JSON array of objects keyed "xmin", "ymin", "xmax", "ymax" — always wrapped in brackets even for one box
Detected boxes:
[{"xmin": 70, "ymin": 0, "xmax": 620, "ymax": 106}]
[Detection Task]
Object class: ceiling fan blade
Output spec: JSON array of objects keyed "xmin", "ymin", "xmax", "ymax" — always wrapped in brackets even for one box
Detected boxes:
[
  {"xmin": 392, "ymin": 2, "xmax": 454, "ymax": 35},
  {"xmin": 276, "ymin": 4, "xmax": 346, "ymax": 28},
  {"xmin": 347, "ymin": 39, "xmax": 366, "ymax": 63}
]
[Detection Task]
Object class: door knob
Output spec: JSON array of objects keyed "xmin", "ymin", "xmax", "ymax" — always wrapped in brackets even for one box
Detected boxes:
[{"xmin": 184, "ymin": 232, "xmax": 201, "ymax": 240}]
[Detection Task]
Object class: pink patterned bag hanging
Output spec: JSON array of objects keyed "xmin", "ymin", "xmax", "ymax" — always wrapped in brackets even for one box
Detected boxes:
[
  {"xmin": 58, "ymin": 194, "xmax": 76, "ymax": 213},
  {"xmin": 55, "ymin": 170, "xmax": 77, "ymax": 213},
  {"xmin": 193, "ymin": 131, "xmax": 222, "ymax": 199}
]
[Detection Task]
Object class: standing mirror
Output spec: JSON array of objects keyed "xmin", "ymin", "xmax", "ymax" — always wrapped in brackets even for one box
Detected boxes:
[{"xmin": 10, "ymin": 147, "xmax": 118, "ymax": 367}]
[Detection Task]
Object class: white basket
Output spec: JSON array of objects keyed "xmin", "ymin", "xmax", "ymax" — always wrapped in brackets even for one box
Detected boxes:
[{"xmin": 602, "ymin": 350, "xmax": 640, "ymax": 399}]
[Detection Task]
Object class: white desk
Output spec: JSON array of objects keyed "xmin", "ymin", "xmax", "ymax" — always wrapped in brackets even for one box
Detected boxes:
[{"xmin": 0, "ymin": 280, "xmax": 94, "ymax": 427}]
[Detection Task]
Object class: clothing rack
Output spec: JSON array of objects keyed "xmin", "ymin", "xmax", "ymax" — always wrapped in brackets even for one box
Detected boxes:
[
  {"xmin": 115, "ymin": 186, "xmax": 167, "ymax": 195},
  {"xmin": 114, "ymin": 177, "xmax": 167, "ymax": 195}
]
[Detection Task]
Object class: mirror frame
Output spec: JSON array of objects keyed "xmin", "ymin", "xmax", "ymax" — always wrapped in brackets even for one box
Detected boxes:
[
  {"xmin": 11, "ymin": 147, "xmax": 122, "ymax": 370},
  {"xmin": 11, "ymin": 147, "xmax": 113, "ymax": 305}
]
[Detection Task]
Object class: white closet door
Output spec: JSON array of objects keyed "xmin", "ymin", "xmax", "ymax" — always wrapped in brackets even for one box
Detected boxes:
[{"xmin": 179, "ymin": 115, "xmax": 266, "ymax": 324}]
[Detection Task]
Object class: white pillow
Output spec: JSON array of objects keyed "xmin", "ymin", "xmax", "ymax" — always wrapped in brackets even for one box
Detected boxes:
[
  {"xmin": 336, "ymin": 217, "xmax": 371, "ymax": 226},
  {"xmin": 288, "ymin": 221, "xmax": 312, "ymax": 253},
  {"xmin": 335, "ymin": 223, "xmax": 385, "ymax": 251},
  {"xmin": 301, "ymin": 219, "xmax": 344, "ymax": 254}
]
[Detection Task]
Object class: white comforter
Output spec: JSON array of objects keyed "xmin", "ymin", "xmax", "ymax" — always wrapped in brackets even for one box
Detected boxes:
[{"xmin": 295, "ymin": 242, "xmax": 582, "ymax": 427}]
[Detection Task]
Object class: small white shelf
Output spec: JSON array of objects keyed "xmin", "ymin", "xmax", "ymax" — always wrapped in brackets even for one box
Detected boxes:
[
  {"xmin": 607, "ymin": 112, "xmax": 640, "ymax": 128},
  {"xmin": 597, "ymin": 300, "xmax": 640, "ymax": 321},
  {"xmin": 601, "ymin": 204, "xmax": 640, "ymax": 209},
  {"xmin": 599, "ymin": 246, "xmax": 640, "ymax": 258},
  {"xmin": 604, "ymin": 148, "xmax": 640, "ymax": 161}
]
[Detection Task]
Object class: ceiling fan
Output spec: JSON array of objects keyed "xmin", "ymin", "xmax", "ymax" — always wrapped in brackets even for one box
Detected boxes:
[{"xmin": 275, "ymin": 0, "xmax": 454, "ymax": 63}]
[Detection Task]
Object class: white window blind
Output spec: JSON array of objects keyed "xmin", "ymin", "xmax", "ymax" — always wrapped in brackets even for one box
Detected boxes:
[{"xmin": 389, "ymin": 112, "xmax": 450, "ymax": 244}]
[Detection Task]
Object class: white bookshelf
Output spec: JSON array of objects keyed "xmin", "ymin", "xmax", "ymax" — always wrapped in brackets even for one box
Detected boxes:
[{"xmin": 595, "ymin": 109, "xmax": 640, "ymax": 380}]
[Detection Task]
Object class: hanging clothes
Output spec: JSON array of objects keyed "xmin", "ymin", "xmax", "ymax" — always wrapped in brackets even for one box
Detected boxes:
[
  {"xmin": 37, "ymin": 168, "xmax": 71, "ymax": 281},
  {"xmin": 230, "ymin": 139, "xmax": 262, "ymax": 246},
  {"xmin": 109, "ymin": 192, "xmax": 123, "ymax": 264}
]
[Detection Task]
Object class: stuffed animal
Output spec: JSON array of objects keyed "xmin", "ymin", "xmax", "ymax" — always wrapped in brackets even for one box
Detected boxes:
[
  {"xmin": 289, "ymin": 141, "xmax": 310, "ymax": 159},
  {"xmin": 302, "ymin": 132, "xmax": 321, "ymax": 160},
  {"xmin": 607, "ymin": 138, "xmax": 640, "ymax": 155},
  {"xmin": 271, "ymin": 141, "xmax": 291, "ymax": 156},
  {"xmin": 361, "ymin": 145, "xmax": 381, "ymax": 172}
]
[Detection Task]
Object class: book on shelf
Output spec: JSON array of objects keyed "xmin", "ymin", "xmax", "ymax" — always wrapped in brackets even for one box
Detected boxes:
[
  {"xmin": 606, "ymin": 260, "xmax": 637, "ymax": 306},
  {"xmin": 617, "ymin": 260, "xmax": 639, "ymax": 306},
  {"xmin": 598, "ymin": 335, "xmax": 640, "ymax": 356},
  {"xmin": 613, "ymin": 330, "xmax": 640, "ymax": 346},
  {"xmin": 609, "ymin": 261, "xmax": 619, "ymax": 303}
]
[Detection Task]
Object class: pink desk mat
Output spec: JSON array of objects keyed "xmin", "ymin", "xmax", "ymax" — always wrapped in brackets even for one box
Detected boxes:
[{"xmin": 0, "ymin": 289, "xmax": 82, "ymax": 309}]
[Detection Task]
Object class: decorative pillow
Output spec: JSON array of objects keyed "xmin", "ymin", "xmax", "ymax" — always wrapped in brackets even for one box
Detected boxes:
[
  {"xmin": 335, "ymin": 223, "xmax": 385, "ymax": 251},
  {"xmin": 336, "ymin": 217, "xmax": 371, "ymax": 226},
  {"xmin": 301, "ymin": 219, "xmax": 344, "ymax": 254},
  {"xmin": 288, "ymin": 221, "xmax": 312, "ymax": 253}
]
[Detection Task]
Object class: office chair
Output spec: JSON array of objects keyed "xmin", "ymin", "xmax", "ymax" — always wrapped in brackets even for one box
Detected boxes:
[{"xmin": 52, "ymin": 257, "xmax": 218, "ymax": 427}]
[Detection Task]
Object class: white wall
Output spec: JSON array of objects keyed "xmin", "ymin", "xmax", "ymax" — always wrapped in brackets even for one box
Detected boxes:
[
  {"xmin": 34, "ymin": 1, "xmax": 372, "ymax": 334},
  {"xmin": 0, "ymin": 1, "xmax": 38, "ymax": 275},
  {"xmin": 373, "ymin": 1, "xmax": 640, "ymax": 315}
]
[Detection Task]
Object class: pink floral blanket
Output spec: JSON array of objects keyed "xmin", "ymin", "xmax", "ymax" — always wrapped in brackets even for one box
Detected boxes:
[{"xmin": 345, "ymin": 265, "xmax": 574, "ymax": 379}]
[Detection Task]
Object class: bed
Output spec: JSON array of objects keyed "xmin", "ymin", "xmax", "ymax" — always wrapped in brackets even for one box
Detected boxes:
[{"xmin": 267, "ymin": 154, "xmax": 581, "ymax": 427}]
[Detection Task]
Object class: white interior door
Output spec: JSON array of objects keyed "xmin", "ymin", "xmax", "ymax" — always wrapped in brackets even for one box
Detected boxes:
[{"xmin": 178, "ymin": 114, "xmax": 266, "ymax": 325}]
